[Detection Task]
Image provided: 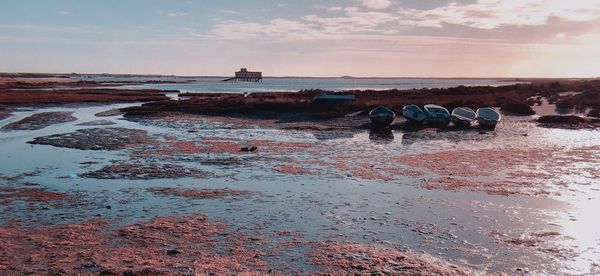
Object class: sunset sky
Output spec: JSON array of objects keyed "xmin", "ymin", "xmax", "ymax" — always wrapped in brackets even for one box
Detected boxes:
[{"xmin": 1, "ymin": 0, "xmax": 599, "ymax": 77}]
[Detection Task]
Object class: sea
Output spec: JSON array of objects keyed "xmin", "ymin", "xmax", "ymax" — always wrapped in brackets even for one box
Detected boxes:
[{"xmin": 72, "ymin": 76, "xmax": 523, "ymax": 93}]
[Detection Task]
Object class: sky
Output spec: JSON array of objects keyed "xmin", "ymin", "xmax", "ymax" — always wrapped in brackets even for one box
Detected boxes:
[{"xmin": 0, "ymin": 0, "xmax": 599, "ymax": 77}]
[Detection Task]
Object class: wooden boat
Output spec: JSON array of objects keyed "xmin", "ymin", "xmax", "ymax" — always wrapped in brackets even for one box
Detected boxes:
[
  {"xmin": 423, "ymin": 104, "xmax": 451, "ymax": 124},
  {"xmin": 369, "ymin": 106, "xmax": 396, "ymax": 128},
  {"xmin": 451, "ymin": 107, "xmax": 476, "ymax": 127},
  {"xmin": 402, "ymin": 105, "xmax": 428, "ymax": 123},
  {"xmin": 476, "ymin": 107, "xmax": 501, "ymax": 128}
]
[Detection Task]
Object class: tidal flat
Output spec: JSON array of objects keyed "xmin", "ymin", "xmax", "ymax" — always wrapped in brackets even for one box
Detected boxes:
[{"xmin": 0, "ymin": 76, "xmax": 599, "ymax": 274}]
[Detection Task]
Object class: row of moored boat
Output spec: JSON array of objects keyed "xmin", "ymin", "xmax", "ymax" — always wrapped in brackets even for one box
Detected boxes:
[{"xmin": 369, "ymin": 105, "xmax": 501, "ymax": 129}]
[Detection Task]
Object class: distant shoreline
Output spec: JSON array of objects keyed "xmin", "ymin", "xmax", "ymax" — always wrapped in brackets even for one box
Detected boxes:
[{"xmin": 0, "ymin": 72, "xmax": 596, "ymax": 81}]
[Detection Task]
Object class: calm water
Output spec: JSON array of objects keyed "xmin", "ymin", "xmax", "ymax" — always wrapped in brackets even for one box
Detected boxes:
[{"xmin": 73, "ymin": 76, "xmax": 523, "ymax": 93}]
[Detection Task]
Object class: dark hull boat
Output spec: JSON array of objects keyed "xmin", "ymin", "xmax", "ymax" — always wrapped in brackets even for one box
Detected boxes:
[
  {"xmin": 476, "ymin": 107, "xmax": 501, "ymax": 129},
  {"xmin": 311, "ymin": 93, "xmax": 355, "ymax": 104},
  {"xmin": 369, "ymin": 106, "xmax": 396, "ymax": 128},
  {"xmin": 451, "ymin": 107, "xmax": 476, "ymax": 127},
  {"xmin": 423, "ymin": 104, "xmax": 451, "ymax": 125},
  {"xmin": 402, "ymin": 105, "xmax": 428, "ymax": 123}
]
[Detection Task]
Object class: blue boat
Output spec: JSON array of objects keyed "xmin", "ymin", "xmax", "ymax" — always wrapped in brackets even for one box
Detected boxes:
[
  {"xmin": 423, "ymin": 104, "xmax": 451, "ymax": 124},
  {"xmin": 402, "ymin": 105, "xmax": 428, "ymax": 123},
  {"xmin": 311, "ymin": 93, "xmax": 355, "ymax": 104},
  {"xmin": 451, "ymin": 107, "xmax": 476, "ymax": 127},
  {"xmin": 476, "ymin": 107, "xmax": 501, "ymax": 129},
  {"xmin": 369, "ymin": 106, "xmax": 396, "ymax": 128}
]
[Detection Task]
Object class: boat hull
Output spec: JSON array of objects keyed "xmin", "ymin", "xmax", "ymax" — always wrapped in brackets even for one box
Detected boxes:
[
  {"xmin": 476, "ymin": 107, "xmax": 501, "ymax": 129},
  {"xmin": 477, "ymin": 117, "xmax": 498, "ymax": 128},
  {"xmin": 450, "ymin": 107, "xmax": 476, "ymax": 127},
  {"xmin": 402, "ymin": 105, "xmax": 427, "ymax": 124},
  {"xmin": 369, "ymin": 106, "xmax": 396, "ymax": 128},
  {"xmin": 451, "ymin": 116, "xmax": 473, "ymax": 127},
  {"xmin": 370, "ymin": 114, "xmax": 395, "ymax": 128},
  {"xmin": 423, "ymin": 104, "xmax": 451, "ymax": 125}
]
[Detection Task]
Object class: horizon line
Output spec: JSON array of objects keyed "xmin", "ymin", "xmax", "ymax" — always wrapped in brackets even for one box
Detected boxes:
[{"xmin": 1, "ymin": 72, "xmax": 598, "ymax": 80}]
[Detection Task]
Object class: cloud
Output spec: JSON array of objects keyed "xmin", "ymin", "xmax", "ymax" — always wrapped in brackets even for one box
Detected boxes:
[
  {"xmin": 357, "ymin": 0, "xmax": 392, "ymax": 10},
  {"xmin": 401, "ymin": 0, "xmax": 600, "ymax": 29},
  {"xmin": 58, "ymin": 10, "xmax": 69, "ymax": 15},
  {"xmin": 212, "ymin": 18, "xmax": 325, "ymax": 40},
  {"xmin": 303, "ymin": 7, "xmax": 398, "ymax": 34},
  {"xmin": 0, "ymin": 24, "xmax": 81, "ymax": 33},
  {"xmin": 222, "ymin": 9, "xmax": 238, "ymax": 14},
  {"xmin": 208, "ymin": 0, "xmax": 600, "ymax": 44},
  {"xmin": 166, "ymin": 12, "xmax": 187, "ymax": 17}
]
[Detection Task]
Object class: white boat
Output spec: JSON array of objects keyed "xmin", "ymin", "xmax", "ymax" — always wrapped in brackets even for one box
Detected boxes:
[
  {"xmin": 423, "ymin": 104, "xmax": 451, "ymax": 124},
  {"xmin": 402, "ymin": 105, "xmax": 428, "ymax": 123},
  {"xmin": 476, "ymin": 107, "xmax": 501, "ymax": 128},
  {"xmin": 451, "ymin": 107, "xmax": 476, "ymax": 127},
  {"xmin": 369, "ymin": 106, "xmax": 396, "ymax": 128}
]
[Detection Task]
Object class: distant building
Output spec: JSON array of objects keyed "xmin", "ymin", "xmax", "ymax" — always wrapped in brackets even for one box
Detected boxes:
[{"xmin": 234, "ymin": 68, "xmax": 262, "ymax": 82}]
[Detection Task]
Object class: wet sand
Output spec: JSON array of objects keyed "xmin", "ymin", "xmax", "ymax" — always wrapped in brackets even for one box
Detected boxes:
[{"xmin": 1, "ymin": 75, "xmax": 599, "ymax": 274}]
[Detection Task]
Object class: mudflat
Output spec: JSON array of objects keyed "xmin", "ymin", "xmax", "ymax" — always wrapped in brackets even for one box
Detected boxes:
[{"xmin": 1, "ymin": 74, "xmax": 599, "ymax": 274}]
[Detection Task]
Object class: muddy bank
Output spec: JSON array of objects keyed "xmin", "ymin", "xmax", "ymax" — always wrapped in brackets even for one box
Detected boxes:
[
  {"xmin": 0, "ymin": 73, "xmax": 184, "ymax": 89},
  {"xmin": 307, "ymin": 242, "xmax": 468, "ymax": 275},
  {"xmin": 28, "ymin": 128, "xmax": 152, "ymax": 150},
  {"xmin": 0, "ymin": 211, "xmax": 473, "ymax": 275},
  {"xmin": 537, "ymin": 115, "xmax": 600, "ymax": 129},
  {"xmin": 0, "ymin": 187, "xmax": 70, "ymax": 206},
  {"xmin": 0, "ymin": 88, "xmax": 169, "ymax": 105},
  {"xmin": 0, "ymin": 214, "xmax": 269, "ymax": 275},
  {"xmin": 94, "ymin": 108, "xmax": 125, "ymax": 117},
  {"xmin": 79, "ymin": 161, "xmax": 208, "ymax": 179},
  {"xmin": 123, "ymin": 80, "xmax": 600, "ymax": 120},
  {"xmin": 148, "ymin": 187, "xmax": 254, "ymax": 199},
  {"xmin": 403, "ymin": 146, "xmax": 600, "ymax": 196},
  {"xmin": 1, "ymin": 111, "xmax": 76, "ymax": 131},
  {"xmin": 130, "ymin": 130, "xmax": 317, "ymax": 158},
  {"xmin": 129, "ymin": 111, "xmax": 367, "ymax": 132},
  {"xmin": 75, "ymin": 120, "xmax": 116, "ymax": 126}
]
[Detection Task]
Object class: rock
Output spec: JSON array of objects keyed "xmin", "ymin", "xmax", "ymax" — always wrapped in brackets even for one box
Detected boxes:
[
  {"xmin": 2, "ymin": 112, "xmax": 77, "ymax": 131},
  {"xmin": 95, "ymin": 109, "xmax": 124, "ymax": 117},
  {"xmin": 80, "ymin": 162, "xmax": 208, "ymax": 180},
  {"xmin": 75, "ymin": 120, "xmax": 116, "ymax": 126},
  {"xmin": 240, "ymin": 146, "xmax": 258, "ymax": 152},
  {"xmin": 351, "ymin": 264, "xmax": 368, "ymax": 270},
  {"xmin": 28, "ymin": 128, "xmax": 152, "ymax": 150},
  {"xmin": 166, "ymin": 249, "xmax": 181, "ymax": 256}
]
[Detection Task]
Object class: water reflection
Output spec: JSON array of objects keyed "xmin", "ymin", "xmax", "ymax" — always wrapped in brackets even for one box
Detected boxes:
[
  {"xmin": 312, "ymin": 130, "xmax": 354, "ymax": 140},
  {"xmin": 368, "ymin": 128, "xmax": 394, "ymax": 143}
]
